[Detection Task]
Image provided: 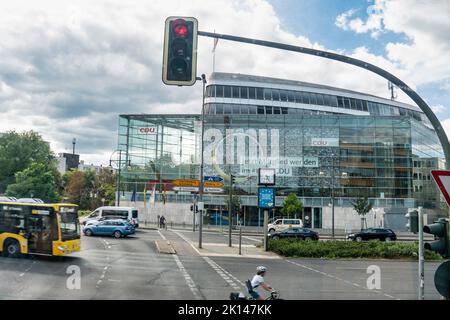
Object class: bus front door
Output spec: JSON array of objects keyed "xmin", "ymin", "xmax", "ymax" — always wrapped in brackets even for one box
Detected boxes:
[{"xmin": 26, "ymin": 215, "xmax": 54, "ymax": 255}]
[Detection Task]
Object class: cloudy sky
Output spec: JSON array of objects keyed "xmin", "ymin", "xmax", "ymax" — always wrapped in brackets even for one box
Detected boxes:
[{"xmin": 0, "ymin": 0, "xmax": 449, "ymax": 165}]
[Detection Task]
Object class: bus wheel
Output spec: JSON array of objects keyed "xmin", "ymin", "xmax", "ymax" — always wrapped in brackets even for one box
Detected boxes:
[{"xmin": 4, "ymin": 240, "xmax": 21, "ymax": 258}]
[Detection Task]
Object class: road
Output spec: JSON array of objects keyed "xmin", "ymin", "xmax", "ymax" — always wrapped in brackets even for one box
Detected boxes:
[{"xmin": 0, "ymin": 228, "xmax": 443, "ymax": 300}]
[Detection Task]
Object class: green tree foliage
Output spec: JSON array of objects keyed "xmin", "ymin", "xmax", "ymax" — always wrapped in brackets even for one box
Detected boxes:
[
  {"xmin": 351, "ymin": 197, "xmax": 373, "ymax": 230},
  {"xmin": 5, "ymin": 163, "xmax": 60, "ymax": 202},
  {"xmin": 63, "ymin": 168, "xmax": 116, "ymax": 210},
  {"xmin": 281, "ymin": 193, "xmax": 304, "ymax": 218},
  {"xmin": 0, "ymin": 131, "xmax": 55, "ymax": 192},
  {"xmin": 225, "ymin": 195, "xmax": 241, "ymax": 216}
]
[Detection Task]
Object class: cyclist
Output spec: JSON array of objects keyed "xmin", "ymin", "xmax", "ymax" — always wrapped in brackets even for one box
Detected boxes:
[{"xmin": 246, "ymin": 266, "xmax": 274, "ymax": 300}]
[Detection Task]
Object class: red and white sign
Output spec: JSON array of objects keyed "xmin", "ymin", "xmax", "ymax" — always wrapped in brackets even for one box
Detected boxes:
[
  {"xmin": 431, "ymin": 170, "xmax": 450, "ymax": 207},
  {"xmin": 138, "ymin": 127, "xmax": 157, "ymax": 134}
]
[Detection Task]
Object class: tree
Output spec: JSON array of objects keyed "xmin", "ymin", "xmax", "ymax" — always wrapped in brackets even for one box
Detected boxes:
[
  {"xmin": 5, "ymin": 163, "xmax": 60, "ymax": 202},
  {"xmin": 352, "ymin": 197, "xmax": 373, "ymax": 230},
  {"xmin": 0, "ymin": 131, "xmax": 54, "ymax": 193},
  {"xmin": 281, "ymin": 193, "xmax": 303, "ymax": 218},
  {"xmin": 225, "ymin": 195, "xmax": 241, "ymax": 219}
]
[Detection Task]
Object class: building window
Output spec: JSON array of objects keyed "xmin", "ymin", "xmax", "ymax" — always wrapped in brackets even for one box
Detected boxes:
[
  {"xmin": 232, "ymin": 105, "xmax": 240, "ymax": 114},
  {"xmin": 302, "ymin": 92, "xmax": 310, "ymax": 104},
  {"xmin": 249, "ymin": 106, "xmax": 257, "ymax": 114},
  {"xmin": 288, "ymin": 91, "xmax": 295, "ymax": 102},
  {"xmin": 280, "ymin": 90, "xmax": 287, "ymax": 101},
  {"xmin": 216, "ymin": 104, "xmax": 223, "ymax": 114},
  {"xmin": 343, "ymin": 98, "xmax": 350, "ymax": 109},
  {"xmin": 316, "ymin": 94, "xmax": 324, "ymax": 106},
  {"xmin": 265, "ymin": 106, "xmax": 273, "ymax": 114},
  {"xmin": 257, "ymin": 106, "xmax": 265, "ymax": 114},
  {"xmin": 232, "ymin": 86, "xmax": 240, "ymax": 98},
  {"xmin": 263, "ymin": 88, "xmax": 272, "ymax": 100},
  {"xmin": 223, "ymin": 105, "xmax": 232, "ymax": 114},
  {"xmin": 224, "ymin": 86, "xmax": 231, "ymax": 98},
  {"xmin": 281, "ymin": 107, "xmax": 288, "ymax": 114},
  {"xmin": 309, "ymin": 93, "xmax": 317, "ymax": 105},
  {"xmin": 216, "ymin": 85, "xmax": 224, "ymax": 98},
  {"xmin": 248, "ymin": 87, "xmax": 256, "ymax": 99},
  {"xmin": 273, "ymin": 107, "xmax": 280, "ymax": 114},
  {"xmin": 240, "ymin": 87, "xmax": 248, "ymax": 99},
  {"xmin": 337, "ymin": 96, "xmax": 344, "ymax": 108},
  {"xmin": 272, "ymin": 89, "xmax": 280, "ymax": 101},
  {"xmin": 256, "ymin": 88, "xmax": 264, "ymax": 100}
]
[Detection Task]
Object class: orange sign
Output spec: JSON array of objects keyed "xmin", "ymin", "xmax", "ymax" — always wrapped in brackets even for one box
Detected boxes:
[
  {"xmin": 173, "ymin": 179, "xmax": 200, "ymax": 187},
  {"xmin": 204, "ymin": 181, "xmax": 224, "ymax": 188}
]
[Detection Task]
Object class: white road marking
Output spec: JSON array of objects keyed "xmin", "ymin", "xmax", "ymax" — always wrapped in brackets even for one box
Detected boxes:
[
  {"xmin": 202, "ymin": 257, "xmax": 242, "ymax": 291},
  {"xmin": 286, "ymin": 260, "xmax": 399, "ymax": 300},
  {"xmin": 157, "ymin": 230, "xmax": 202, "ymax": 299}
]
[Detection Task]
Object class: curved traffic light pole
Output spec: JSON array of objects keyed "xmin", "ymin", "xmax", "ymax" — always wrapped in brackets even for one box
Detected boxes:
[{"xmin": 197, "ymin": 31, "xmax": 450, "ymax": 170}]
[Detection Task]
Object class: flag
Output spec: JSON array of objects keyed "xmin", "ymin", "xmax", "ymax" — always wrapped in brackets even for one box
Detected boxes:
[
  {"xmin": 151, "ymin": 184, "xmax": 156, "ymax": 206},
  {"xmin": 143, "ymin": 186, "xmax": 147, "ymax": 208},
  {"xmin": 212, "ymin": 37, "xmax": 219, "ymax": 52}
]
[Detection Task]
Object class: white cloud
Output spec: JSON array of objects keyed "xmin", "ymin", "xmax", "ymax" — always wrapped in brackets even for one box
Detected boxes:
[
  {"xmin": 0, "ymin": 0, "xmax": 448, "ymax": 164},
  {"xmin": 431, "ymin": 104, "xmax": 446, "ymax": 114}
]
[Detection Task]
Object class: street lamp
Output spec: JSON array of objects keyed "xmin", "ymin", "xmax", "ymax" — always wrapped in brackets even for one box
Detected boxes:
[{"xmin": 109, "ymin": 149, "xmax": 131, "ymax": 207}]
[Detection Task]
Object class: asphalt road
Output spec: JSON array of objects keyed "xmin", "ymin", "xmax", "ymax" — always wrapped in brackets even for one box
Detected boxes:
[{"xmin": 0, "ymin": 229, "xmax": 443, "ymax": 300}]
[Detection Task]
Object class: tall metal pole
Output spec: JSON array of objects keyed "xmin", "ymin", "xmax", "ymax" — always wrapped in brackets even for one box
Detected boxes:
[
  {"xmin": 331, "ymin": 156, "xmax": 335, "ymax": 239},
  {"xmin": 117, "ymin": 150, "xmax": 122, "ymax": 207},
  {"xmin": 198, "ymin": 74, "xmax": 206, "ymax": 249},
  {"xmin": 197, "ymin": 31, "xmax": 450, "ymax": 170},
  {"xmin": 228, "ymin": 174, "xmax": 233, "ymax": 247},
  {"xmin": 418, "ymin": 206, "xmax": 425, "ymax": 300}
]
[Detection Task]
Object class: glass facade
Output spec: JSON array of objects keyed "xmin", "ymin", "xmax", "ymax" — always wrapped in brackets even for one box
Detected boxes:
[
  {"xmin": 116, "ymin": 73, "xmax": 445, "ymax": 227},
  {"xmin": 118, "ymin": 114, "xmax": 443, "ymax": 210}
]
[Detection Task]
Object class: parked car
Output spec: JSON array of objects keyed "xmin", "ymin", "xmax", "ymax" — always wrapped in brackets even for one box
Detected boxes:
[
  {"xmin": 81, "ymin": 206, "xmax": 139, "ymax": 227},
  {"xmin": 268, "ymin": 218, "xmax": 303, "ymax": 233},
  {"xmin": 83, "ymin": 219, "xmax": 135, "ymax": 238},
  {"xmin": 347, "ymin": 228, "xmax": 397, "ymax": 242},
  {"xmin": 269, "ymin": 227, "xmax": 319, "ymax": 241}
]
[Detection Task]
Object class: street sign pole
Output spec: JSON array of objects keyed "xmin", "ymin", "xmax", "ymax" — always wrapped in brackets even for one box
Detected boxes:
[
  {"xmin": 418, "ymin": 206, "xmax": 424, "ymax": 300},
  {"xmin": 263, "ymin": 209, "xmax": 269, "ymax": 252},
  {"xmin": 228, "ymin": 174, "xmax": 233, "ymax": 247}
]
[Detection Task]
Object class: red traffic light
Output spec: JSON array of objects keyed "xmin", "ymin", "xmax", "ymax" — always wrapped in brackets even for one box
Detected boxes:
[{"xmin": 173, "ymin": 19, "xmax": 188, "ymax": 38}]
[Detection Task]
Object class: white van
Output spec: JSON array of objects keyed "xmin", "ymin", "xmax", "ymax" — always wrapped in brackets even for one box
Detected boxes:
[
  {"xmin": 268, "ymin": 218, "xmax": 303, "ymax": 233},
  {"xmin": 81, "ymin": 206, "xmax": 139, "ymax": 227}
]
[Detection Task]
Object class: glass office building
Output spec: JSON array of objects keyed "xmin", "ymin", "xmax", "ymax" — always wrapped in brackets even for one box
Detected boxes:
[{"xmin": 117, "ymin": 73, "xmax": 445, "ymax": 229}]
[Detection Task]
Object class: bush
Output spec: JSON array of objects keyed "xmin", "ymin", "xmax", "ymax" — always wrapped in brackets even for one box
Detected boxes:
[
  {"xmin": 268, "ymin": 239, "xmax": 442, "ymax": 260},
  {"xmin": 77, "ymin": 210, "xmax": 92, "ymax": 217}
]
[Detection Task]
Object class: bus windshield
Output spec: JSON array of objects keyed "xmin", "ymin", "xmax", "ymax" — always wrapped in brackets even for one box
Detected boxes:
[{"xmin": 60, "ymin": 209, "xmax": 80, "ymax": 240}]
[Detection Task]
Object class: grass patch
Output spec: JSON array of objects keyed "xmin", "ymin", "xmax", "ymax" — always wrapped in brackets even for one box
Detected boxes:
[{"xmin": 268, "ymin": 239, "xmax": 442, "ymax": 260}]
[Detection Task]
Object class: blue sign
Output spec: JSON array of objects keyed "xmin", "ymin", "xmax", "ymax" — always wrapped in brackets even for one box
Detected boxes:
[
  {"xmin": 204, "ymin": 176, "xmax": 224, "ymax": 182},
  {"xmin": 258, "ymin": 187, "xmax": 274, "ymax": 208}
]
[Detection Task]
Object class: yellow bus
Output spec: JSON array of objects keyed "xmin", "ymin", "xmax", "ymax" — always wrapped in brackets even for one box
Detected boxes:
[{"xmin": 0, "ymin": 202, "xmax": 81, "ymax": 257}]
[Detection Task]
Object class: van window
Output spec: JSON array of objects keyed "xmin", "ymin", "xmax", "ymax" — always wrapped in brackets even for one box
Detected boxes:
[
  {"xmin": 103, "ymin": 210, "xmax": 129, "ymax": 218},
  {"xmin": 284, "ymin": 220, "xmax": 293, "ymax": 224},
  {"xmin": 292, "ymin": 220, "xmax": 300, "ymax": 225},
  {"xmin": 274, "ymin": 220, "xmax": 282, "ymax": 225},
  {"xmin": 132, "ymin": 210, "xmax": 138, "ymax": 218},
  {"xmin": 89, "ymin": 210, "xmax": 99, "ymax": 218}
]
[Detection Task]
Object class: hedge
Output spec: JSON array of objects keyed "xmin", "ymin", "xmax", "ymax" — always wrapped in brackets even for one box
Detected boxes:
[{"xmin": 268, "ymin": 239, "xmax": 442, "ymax": 260}]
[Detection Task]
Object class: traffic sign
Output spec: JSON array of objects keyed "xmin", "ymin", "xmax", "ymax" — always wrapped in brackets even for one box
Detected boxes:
[
  {"xmin": 258, "ymin": 187, "xmax": 274, "ymax": 208},
  {"xmin": 434, "ymin": 261, "xmax": 450, "ymax": 299},
  {"xmin": 204, "ymin": 187, "xmax": 224, "ymax": 193},
  {"xmin": 173, "ymin": 179, "xmax": 200, "ymax": 187},
  {"xmin": 431, "ymin": 170, "xmax": 450, "ymax": 206},
  {"xmin": 204, "ymin": 176, "xmax": 224, "ymax": 182},
  {"xmin": 173, "ymin": 186, "xmax": 199, "ymax": 192},
  {"xmin": 204, "ymin": 181, "xmax": 224, "ymax": 187}
]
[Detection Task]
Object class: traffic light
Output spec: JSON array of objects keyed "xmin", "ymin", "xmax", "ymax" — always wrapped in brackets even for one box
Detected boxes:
[
  {"xmin": 423, "ymin": 218, "xmax": 449, "ymax": 258},
  {"xmin": 405, "ymin": 209, "xmax": 419, "ymax": 233},
  {"xmin": 231, "ymin": 175, "xmax": 236, "ymax": 184},
  {"xmin": 190, "ymin": 204, "xmax": 198, "ymax": 212},
  {"xmin": 162, "ymin": 16, "xmax": 198, "ymax": 86}
]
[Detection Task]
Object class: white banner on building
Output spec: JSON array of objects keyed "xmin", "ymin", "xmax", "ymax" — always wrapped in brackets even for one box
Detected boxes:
[{"xmin": 239, "ymin": 156, "xmax": 318, "ymax": 177}]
